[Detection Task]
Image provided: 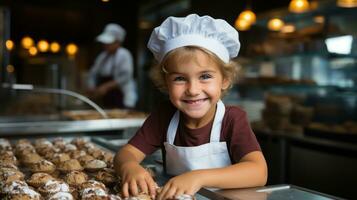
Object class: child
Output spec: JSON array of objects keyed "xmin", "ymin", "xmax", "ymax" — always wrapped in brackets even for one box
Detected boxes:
[{"xmin": 114, "ymin": 14, "xmax": 267, "ymax": 200}]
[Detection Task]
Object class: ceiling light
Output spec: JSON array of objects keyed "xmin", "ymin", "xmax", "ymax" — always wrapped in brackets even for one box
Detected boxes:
[
  {"xmin": 337, "ymin": 0, "xmax": 357, "ymax": 8},
  {"xmin": 289, "ymin": 0, "xmax": 310, "ymax": 13},
  {"xmin": 50, "ymin": 42, "xmax": 61, "ymax": 53},
  {"xmin": 37, "ymin": 40, "xmax": 49, "ymax": 52},
  {"xmin": 66, "ymin": 43, "xmax": 78, "ymax": 56},
  {"xmin": 235, "ymin": 18, "xmax": 251, "ymax": 31},
  {"xmin": 6, "ymin": 40, "xmax": 14, "ymax": 51},
  {"xmin": 268, "ymin": 18, "xmax": 285, "ymax": 31},
  {"xmin": 238, "ymin": 9, "xmax": 256, "ymax": 25},
  {"xmin": 281, "ymin": 24, "xmax": 296, "ymax": 33},
  {"xmin": 21, "ymin": 36, "xmax": 34, "ymax": 49}
]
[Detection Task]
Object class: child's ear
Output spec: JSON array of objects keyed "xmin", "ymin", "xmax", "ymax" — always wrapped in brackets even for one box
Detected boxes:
[{"xmin": 222, "ymin": 78, "xmax": 230, "ymax": 90}]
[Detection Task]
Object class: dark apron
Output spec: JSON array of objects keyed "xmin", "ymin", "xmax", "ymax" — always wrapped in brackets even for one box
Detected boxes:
[
  {"xmin": 95, "ymin": 56, "xmax": 124, "ymax": 108},
  {"xmin": 95, "ymin": 75, "xmax": 124, "ymax": 108}
]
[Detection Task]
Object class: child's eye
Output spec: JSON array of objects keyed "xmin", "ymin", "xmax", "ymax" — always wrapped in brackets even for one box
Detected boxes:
[
  {"xmin": 173, "ymin": 76, "xmax": 186, "ymax": 82},
  {"xmin": 200, "ymin": 73, "xmax": 212, "ymax": 80}
]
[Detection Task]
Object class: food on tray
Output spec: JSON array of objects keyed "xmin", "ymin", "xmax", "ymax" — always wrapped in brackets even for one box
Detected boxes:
[
  {"xmin": 84, "ymin": 159, "xmax": 107, "ymax": 172},
  {"xmin": 57, "ymin": 159, "xmax": 83, "ymax": 173},
  {"xmin": 29, "ymin": 160, "xmax": 56, "ymax": 174},
  {"xmin": 27, "ymin": 172, "xmax": 56, "ymax": 188},
  {"xmin": 64, "ymin": 171, "xmax": 88, "ymax": 187}
]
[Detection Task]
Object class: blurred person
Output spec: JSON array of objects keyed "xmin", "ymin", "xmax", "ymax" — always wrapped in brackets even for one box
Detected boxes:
[{"xmin": 87, "ymin": 23, "xmax": 137, "ymax": 109}]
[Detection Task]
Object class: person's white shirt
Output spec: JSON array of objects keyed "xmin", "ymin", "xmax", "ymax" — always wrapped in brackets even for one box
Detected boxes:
[{"xmin": 88, "ymin": 47, "xmax": 137, "ymax": 108}]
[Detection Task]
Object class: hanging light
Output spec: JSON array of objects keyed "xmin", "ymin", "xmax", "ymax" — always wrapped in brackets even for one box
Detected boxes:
[
  {"xmin": 238, "ymin": 9, "xmax": 256, "ymax": 25},
  {"xmin": 50, "ymin": 42, "xmax": 61, "ymax": 53},
  {"xmin": 6, "ymin": 65, "xmax": 15, "ymax": 73},
  {"xmin": 314, "ymin": 15, "xmax": 325, "ymax": 24},
  {"xmin": 66, "ymin": 43, "xmax": 78, "ymax": 56},
  {"xmin": 289, "ymin": 0, "xmax": 310, "ymax": 13},
  {"xmin": 29, "ymin": 46, "xmax": 38, "ymax": 56},
  {"xmin": 235, "ymin": 18, "xmax": 251, "ymax": 31},
  {"xmin": 6, "ymin": 40, "xmax": 15, "ymax": 51},
  {"xmin": 337, "ymin": 0, "xmax": 357, "ymax": 7},
  {"xmin": 281, "ymin": 24, "xmax": 296, "ymax": 33},
  {"xmin": 21, "ymin": 36, "xmax": 34, "ymax": 49},
  {"xmin": 37, "ymin": 40, "xmax": 49, "ymax": 52},
  {"xmin": 268, "ymin": 18, "xmax": 285, "ymax": 31}
]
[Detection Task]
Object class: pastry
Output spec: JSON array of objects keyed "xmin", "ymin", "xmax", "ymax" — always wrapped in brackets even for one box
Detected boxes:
[
  {"xmin": 38, "ymin": 180, "xmax": 70, "ymax": 197},
  {"xmin": 64, "ymin": 170, "xmax": 88, "ymax": 187},
  {"xmin": 50, "ymin": 153, "xmax": 71, "ymax": 165},
  {"xmin": 27, "ymin": 172, "xmax": 56, "ymax": 188},
  {"xmin": 57, "ymin": 159, "xmax": 83, "ymax": 173},
  {"xmin": 78, "ymin": 154, "xmax": 94, "ymax": 166},
  {"xmin": 29, "ymin": 160, "xmax": 56, "ymax": 174},
  {"xmin": 81, "ymin": 187, "xmax": 109, "ymax": 200},
  {"xmin": 48, "ymin": 192, "xmax": 74, "ymax": 200},
  {"xmin": 84, "ymin": 159, "xmax": 107, "ymax": 172},
  {"xmin": 95, "ymin": 168, "xmax": 118, "ymax": 186}
]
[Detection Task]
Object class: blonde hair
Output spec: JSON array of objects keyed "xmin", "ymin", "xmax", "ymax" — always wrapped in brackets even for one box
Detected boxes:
[{"xmin": 149, "ymin": 46, "xmax": 238, "ymax": 96}]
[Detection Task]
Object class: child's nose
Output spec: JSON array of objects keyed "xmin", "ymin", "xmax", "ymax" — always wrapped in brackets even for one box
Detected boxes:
[{"xmin": 186, "ymin": 81, "xmax": 200, "ymax": 96}]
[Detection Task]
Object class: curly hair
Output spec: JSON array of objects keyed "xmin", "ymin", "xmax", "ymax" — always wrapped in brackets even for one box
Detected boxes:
[{"xmin": 149, "ymin": 46, "xmax": 238, "ymax": 96}]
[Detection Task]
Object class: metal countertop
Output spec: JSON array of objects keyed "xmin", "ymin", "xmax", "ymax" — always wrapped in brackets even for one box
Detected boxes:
[{"xmin": 0, "ymin": 118, "xmax": 145, "ymax": 136}]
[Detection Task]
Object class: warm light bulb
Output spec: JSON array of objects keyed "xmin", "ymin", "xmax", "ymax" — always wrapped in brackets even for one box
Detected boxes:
[
  {"xmin": 289, "ymin": 0, "xmax": 310, "ymax": 13},
  {"xmin": 238, "ymin": 10, "xmax": 256, "ymax": 25},
  {"xmin": 29, "ymin": 46, "xmax": 38, "ymax": 56},
  {"xmin": 6, "ymin": 40, "xmax": 14, "ymax": 51},
  {"xmin": 6, "ymin": 65, "xmax": 15, "ymax": 73},
  {"xmin": 235, "ymin": 18, "xmax": 251, "ymax": 31},
  {"xmin": 268, "ymin": 18, "xmax": 285, "ymax": 31},
  {"xmin": 50, "ymin": 42, "xmax": 61, "ymax": 53},
  {"xmin": 281, "ymin": 24, "xmax": 296, "ymax": 33},
  {"xmin": 66, "ymin": 43, "xmax": 78, "ymax": 56},
  {"xmin": 21, "ymin": 36, "xmax": 34, "ymax": 49},
  {"xmin": 37, "ymin": 40, "xmax": 49, "ymax": 52},
  {"xmin": 337, "ymin": 0, "xmax": 357, "ymax": 7}
]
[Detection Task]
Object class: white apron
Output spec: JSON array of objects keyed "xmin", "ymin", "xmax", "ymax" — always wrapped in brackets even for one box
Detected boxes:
[{"xmin": 164, "ymin": 100, "xmax": 231, "ymax": 175}]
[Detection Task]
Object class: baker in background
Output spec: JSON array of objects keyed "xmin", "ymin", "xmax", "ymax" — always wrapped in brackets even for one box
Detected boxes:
[{"xmin": 87, "ymin": 23, "xmax": 137, "ymax": 109}]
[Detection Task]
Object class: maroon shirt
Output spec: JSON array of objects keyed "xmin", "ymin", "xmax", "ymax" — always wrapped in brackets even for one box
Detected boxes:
[{"xmin": 129, "ymin": 101, "xmax": 261, "ymax": 163}]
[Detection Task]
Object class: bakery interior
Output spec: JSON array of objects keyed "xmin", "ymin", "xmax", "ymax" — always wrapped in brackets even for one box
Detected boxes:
[{"xmin": 1, "ymin": 0, "xmax": 357, "ymax": 199}]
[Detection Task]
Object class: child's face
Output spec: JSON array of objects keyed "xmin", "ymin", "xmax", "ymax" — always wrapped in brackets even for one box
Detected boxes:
[{"xmin": 165, "ymin": 49, "xmax": 230, "ymax": 126}]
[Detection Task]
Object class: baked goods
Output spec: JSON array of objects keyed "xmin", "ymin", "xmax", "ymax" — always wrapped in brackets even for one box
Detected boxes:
[
  {"xmin": 48, "ymin": 192, "xmax": 74, "ymax": 200},
  {"xmin": 57, "ymin": 159, "xmax": 83, "ymax": 173},
  {"xmin": 37, "ymin": 180, "xmax": 70, "ymax": 197},
  {"xmin": 84, "ymin": 159, "xmax": 107, "ymax": 172},
  {"xmin": 29, "ymin": 160, "xmax": 56, "ymax": 174},
  {"xmin": 64, "ymin": 171, "xmax": 88, "ymax": 187},
  {"xmin": 95, "ymin": 168, "xmax": 118, "ymax": 186},
  {"xmin": 27, "ymin": 172, "xmax": 56, "ymax": 188},
  {"xmin": 50, "ymin": 153, "xmax": 71, "ymax": 165},
  {"xmin": 81, "ymin": 187, "xmax": 109, "ymax": 200},
  {"xmin": 78, "ymin": 154, "xmax": 95, "ymax": 166}
]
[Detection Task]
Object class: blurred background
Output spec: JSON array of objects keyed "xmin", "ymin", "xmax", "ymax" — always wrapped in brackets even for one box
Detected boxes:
[{"xmin": 1, "ymin": 0, "xmax": 357, "ymax": 199}]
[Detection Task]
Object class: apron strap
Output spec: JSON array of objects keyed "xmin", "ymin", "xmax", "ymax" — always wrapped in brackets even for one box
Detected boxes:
[
  {"xmin": 167, "ymin": 110, "xmax": 180, "ymax": 144},
  {"xmin": 210, "ymin": 100, "xmax": 225, "ymax": 142}
]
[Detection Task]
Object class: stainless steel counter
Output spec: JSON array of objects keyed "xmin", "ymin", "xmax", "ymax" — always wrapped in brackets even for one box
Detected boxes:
[
  {"xmin": 91, "ymin": 137, "xmax": 344, "ymax": 200},
  {"xmin": 0, "ymin": 118, "xmax": 145, "ymax": 136}
]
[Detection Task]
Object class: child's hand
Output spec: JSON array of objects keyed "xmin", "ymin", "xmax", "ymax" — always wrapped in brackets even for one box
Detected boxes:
[
  {"xmin": 120, "ymin": 161, "xmax": 158, "ymax": 198},
  {"xmin": 156, "ymin": 171, "xmax": 202, "ymax": 200}
]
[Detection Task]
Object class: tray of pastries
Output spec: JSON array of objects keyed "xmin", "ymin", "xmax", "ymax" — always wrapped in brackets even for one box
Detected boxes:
[
  {"xmin": 62, "ymin": 109, "xmax": 148, "ymax": 121},
  {"xmin": 0, "ymin": 137, "xmax": 195, "ymax": 200}
]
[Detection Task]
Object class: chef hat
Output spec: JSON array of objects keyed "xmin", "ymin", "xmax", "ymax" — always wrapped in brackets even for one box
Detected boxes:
[
  {"xmin": 96, "ymin": 23, "xmax": 126, "ymax": 44},
  {"xmin": 147, "ymin": 14, "xmax": 240, "ymax": 63}
]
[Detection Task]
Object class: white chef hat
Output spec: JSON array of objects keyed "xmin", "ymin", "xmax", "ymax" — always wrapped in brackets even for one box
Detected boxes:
[
  {"xmin": 147, "ymin": 14, "xmax": 240, "ymax": 63},
  {"xmin": 96, "ymin": 23, "xmax": 126, "ymax": 44}
]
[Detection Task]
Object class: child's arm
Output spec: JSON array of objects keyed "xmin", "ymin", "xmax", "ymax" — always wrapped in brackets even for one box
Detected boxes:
[
  {"xmin": 114, "ymin": 144, "xmax": 158, "ymax": 198},
  {"xmin": 157, "ymin": 151, "xmax": 267, "ymax": 200}
]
